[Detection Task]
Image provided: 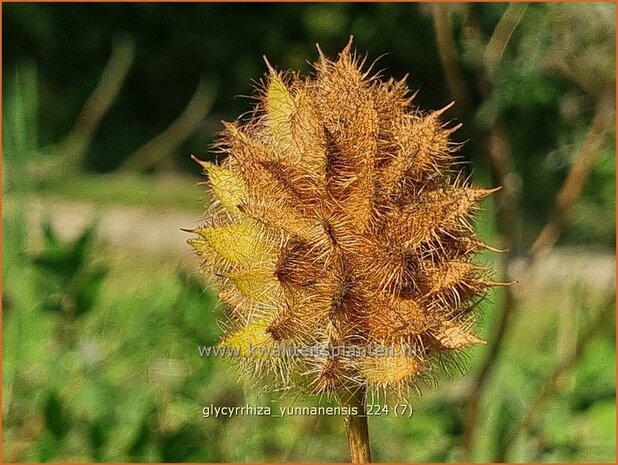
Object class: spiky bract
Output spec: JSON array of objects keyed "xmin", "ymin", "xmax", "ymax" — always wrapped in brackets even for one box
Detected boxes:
[{"xmin": 189, "ymin": 41, "xmax": 498, "ymax": 401}]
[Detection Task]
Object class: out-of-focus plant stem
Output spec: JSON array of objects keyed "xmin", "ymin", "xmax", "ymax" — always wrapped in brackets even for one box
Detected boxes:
[
  {"xmin": 531, "ymin": 90, "xmax": 615, "ymax": 256},
  {"xmin": 431, "ymin": 4, "xmax": 529, "ymax": 459},
  {"xmin": 483, "ymin": 3, "xmax": 528, "ymax": 77},
  {"xmin": 343, "ymin": 387, "xmax": 371, "ymax": 463},
  {"xmin": 442, "ymin": 5, "xmax": 613, "ymax": 458},
  {"xmin": 466, "ymin": 100, "xmax": 612, "ymax": 461},
  {"xmin": 61, "ymin": 35, "xmax": 135, "ymax": 166},
  {"xmin": 452, "ymin": 7, "xmax": 523, "ymax": 457},
  {"xmin": 432, "ymin": 4, "xmax": 471, "ymax": 116},
  {"xmin": 121, "ymin": 78, "xmax": 215, "ymax": 173},
  {"xmin": 3, "ymin": 61, "xmax": 39, "ymax": 423},
  {"xmin": 30, "ymin": 34, "xmax": 135, "ymax": 182}
]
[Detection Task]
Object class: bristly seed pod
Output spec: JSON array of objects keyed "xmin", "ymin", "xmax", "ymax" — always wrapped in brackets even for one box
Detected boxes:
[{"xmin": 188, "ymin": 39, "xmax": 500, "ymax": 402}]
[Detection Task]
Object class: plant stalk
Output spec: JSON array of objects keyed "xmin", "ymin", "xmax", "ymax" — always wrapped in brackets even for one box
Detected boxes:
[{"xmin": 343, "ymin": 387, "xmax": 371, "ymax": 463}]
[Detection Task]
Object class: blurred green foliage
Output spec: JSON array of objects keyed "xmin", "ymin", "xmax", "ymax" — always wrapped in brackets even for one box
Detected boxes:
[
  {"xmin": 3, "ymin": 220, "xmax": 614, "ymax": 461},
  {"xmin": 31, "ymin": 222, "xmax": 108, "ymax": 323},
  {"xmin": 2, "ymin": 2, "xmax": 616, "ymax": 463}
]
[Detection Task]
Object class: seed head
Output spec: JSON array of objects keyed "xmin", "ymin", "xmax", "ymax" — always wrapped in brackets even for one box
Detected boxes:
[{"xmin": 189, "ymin": 40, "xmax": 499, "ymax": 401}]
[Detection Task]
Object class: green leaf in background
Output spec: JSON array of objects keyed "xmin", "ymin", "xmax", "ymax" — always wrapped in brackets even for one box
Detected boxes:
[
  {"xmin": 71, "ymin": 222, "xmax": 98, "ymax": 266},
  {"xmin": 42, "ymin": 219, "xmax": 62, "ymax": 250},
  {"xmin": 127, "ymin": 415, "xmax": 152, "ymax": 460},
  {"xmin": 41, "ymin": 293, "xmax": 65, "ymax": 315},
  {"xmin": 43, "ymin": 391, "xmax": 69, "ymax": 440},
  {"xmin": 30, "ymin": 246, "xmax": 82, "ymax": 278},
  {"xmin": 159, "ymin": 425, "xmax": 199, "ymax": 462},
  {"xmin": 75, "ymin": 267, "xmax": 109, "ymax": 316},
  {"xmin": 35, "ymin": 432, "xmax": 63, "ymax": 463},
  {"xmin": 174, "ymin": 270, "xmax": 218, "ymax": 346},
  {"xmin": 89, "ymin": 419, "xmax": 111, "ymax": 461},
  {"xmin": 31, "ymin": 221, "xmax": 99, "ymax": 279},
  {"xmin": 493, "ymin": 393, "xmax": 521, "ymax": 461}
]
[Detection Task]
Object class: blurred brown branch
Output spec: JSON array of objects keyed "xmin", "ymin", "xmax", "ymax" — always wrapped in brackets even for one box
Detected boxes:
[
  {"xmin": 483, "ymin": 3, "xmax": 528, "ymax": 77},
  {"xmin": 531, "ymin": 90, "xmax": 615, "ymax": 256},
  {"xmin": 456, "ymin": 5, "xmax": 523, "ymax": 456},
  {"xmin": 444, "ymin": 4, "xmax": 614, "ymax": 459},
  {"xmin": 462, "ymin": 102, "xmax": 615, "ymax": 456},
  {"xmin": 432, "ymin": 4, "xmax": 612, "ymax": 460},
  {"xmin": 30, "ymin": 35, "xmax": 135, "ymax": 182},
  {"xmin": 121, "ymin": 78, "xmax": 215, "ymax": 172},
  {"xmin": 61, "ymin": 34, "xmax": 135, "ymax": 165},
  {"xmin": 432, "ymin": 4, "xmax": 471, "ymax": 115}
]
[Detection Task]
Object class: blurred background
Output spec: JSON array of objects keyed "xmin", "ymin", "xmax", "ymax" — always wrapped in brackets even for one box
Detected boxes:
[{"xmin": 2, "ymin": 2, "xmax": 616, "ymax": 462}]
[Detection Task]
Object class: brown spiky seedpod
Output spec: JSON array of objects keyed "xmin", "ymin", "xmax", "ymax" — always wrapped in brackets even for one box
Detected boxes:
[{"xmin": 189, "ymin": 41, "xmax": 498, "ymax": 404}]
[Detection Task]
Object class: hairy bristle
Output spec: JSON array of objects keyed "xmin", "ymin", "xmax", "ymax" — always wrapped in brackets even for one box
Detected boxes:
[{"xmin": 190, "ymin": 40, "xmax": 498, "ymax": 400}]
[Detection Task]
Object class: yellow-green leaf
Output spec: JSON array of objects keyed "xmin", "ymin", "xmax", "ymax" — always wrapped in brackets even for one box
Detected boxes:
[
  {"xmin": 225, "ymin": 267, "xmax": 282, "ymax": 305},
  {"xmin": 197, "ymin": 222, "xmax": 274, "ymax": 266},
  {"xmin": 219, "ymin": 319, "xmax": 273, "ymax": 358},
  {"xmin": 187, "ymin": 238, "xmax": 218, "ymax": 262},
  {"xmin": 265, "ymin": 73, "xmax": 294, "ymax": 146},
  {"xmin": 200, "ymin": 160, "xmax": 248, "ymax": 216}
]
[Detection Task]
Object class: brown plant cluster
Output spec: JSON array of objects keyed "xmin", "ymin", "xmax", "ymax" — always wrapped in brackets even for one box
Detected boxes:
[{"xmin": 189, "ymin": 40, "xmax": 499, "ymax": 400}]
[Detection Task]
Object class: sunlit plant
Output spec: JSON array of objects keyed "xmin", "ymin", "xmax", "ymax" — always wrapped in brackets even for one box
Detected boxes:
[{"xmin": 188, "ymin": 39, "xmax": 499, "ymax": 462}]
